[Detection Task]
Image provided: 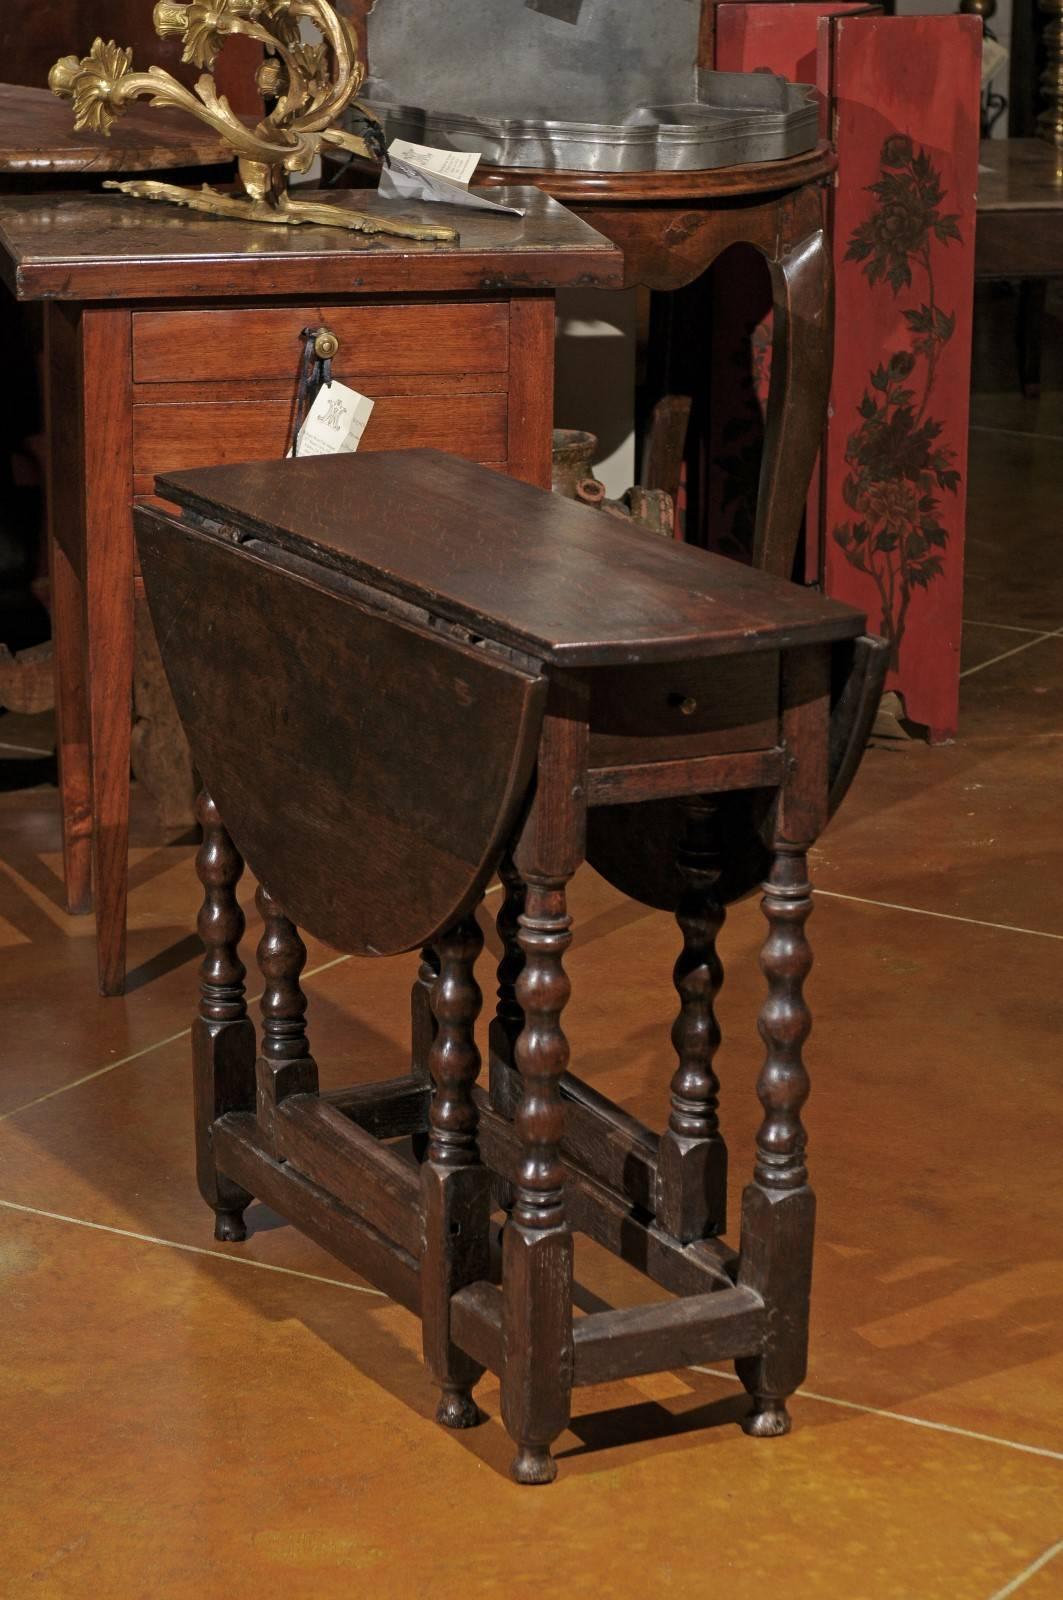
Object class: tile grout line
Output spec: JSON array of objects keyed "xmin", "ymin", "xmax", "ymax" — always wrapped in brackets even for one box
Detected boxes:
[
  {"xmin": 959, "ymin": 629, "xmax": 1061, "ymax": 680},
  {"xmin": 986, "ymin": 1539, "xmax": 1063, "ymax": 1600},
  {"xmin": 0, "ymin": 881, "xmax": 505, "ymax": 1126},
  {"xmin": 686, "ymin": 1367, "xmax": 1063, "ymax": 1464},
  {"xmin": 0, "ymin": 949, "xmax": 354, "ymax": 1124},
  {"xmin": 816, "ymin": 889, "xmax": 1063, "ymax": 942},
  {"xmin": 0, "ymin": 1198, "xmax": 386, "ymax": 1297},
  {"xmin": 3, "ymin": 1192, "xmax": 1061, "ymax": 1467},
  {"xmin": 961, "ymin": 620, "xmax": 1052, "ymax": 637}
]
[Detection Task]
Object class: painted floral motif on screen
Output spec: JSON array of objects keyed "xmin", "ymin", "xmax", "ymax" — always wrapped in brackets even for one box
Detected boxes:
[{"xmin": 833, "ymin": 134, "xmax": 963, "ymax": 670}]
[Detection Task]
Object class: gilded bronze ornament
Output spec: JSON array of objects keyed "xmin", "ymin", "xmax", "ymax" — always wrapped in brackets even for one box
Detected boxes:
[{"xmin": 49, "ymin": 2, "xmax": 458, "ymax": 240}]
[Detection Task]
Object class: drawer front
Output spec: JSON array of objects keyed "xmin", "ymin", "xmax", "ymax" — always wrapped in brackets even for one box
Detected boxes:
[
  {"xmin": 132, "ymin": 393, "xmax": 508, "ymax": 493},
  {"xmin": 588, "ymin": 653, "xmax": 780, "ymax": 767},
  {"xmin": 132, "ymin": 302, "xmax": 510, "ymax": 384}
]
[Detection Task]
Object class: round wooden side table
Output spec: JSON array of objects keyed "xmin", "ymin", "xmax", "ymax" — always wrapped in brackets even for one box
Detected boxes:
[{"xmin": 472, "ymin": 144, "xmax": 837, "ymax": 582}]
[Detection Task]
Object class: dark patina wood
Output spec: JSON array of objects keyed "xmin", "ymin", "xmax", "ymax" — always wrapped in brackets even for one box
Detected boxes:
[{"xmin": 138, "ymin": 451, "xmax": 881, "ymax": 1486}]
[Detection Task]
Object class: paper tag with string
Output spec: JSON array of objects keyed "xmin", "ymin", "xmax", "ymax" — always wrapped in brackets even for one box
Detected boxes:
[{"xmin": 289, "ymin": 381, "xmax": 374, "ymax": 457}]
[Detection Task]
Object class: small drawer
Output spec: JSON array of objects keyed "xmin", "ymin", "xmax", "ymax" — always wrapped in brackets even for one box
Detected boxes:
[
  {"xmin": 132, "ymin": 392, "xmax": 508, "ymax": 496},
  {"xmin": 131, "ymin": 302, "xmax": 510, "ymax": 385},
  {"xmin": 588, "ymin": 652, "xmax": 780, "ymax": 768}
]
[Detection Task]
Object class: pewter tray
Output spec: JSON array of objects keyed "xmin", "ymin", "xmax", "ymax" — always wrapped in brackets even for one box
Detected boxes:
[
  {"xmin": 367, "ymin": 73, "xmax": 819, "ymax": 174},
  {"xmin": 360, "ymin": 0, "xmax": 817, "ymax": 173}
]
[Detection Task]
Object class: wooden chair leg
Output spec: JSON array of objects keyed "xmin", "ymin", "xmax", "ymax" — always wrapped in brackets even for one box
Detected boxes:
[
  {"xmin": 421, "ymin": 914, "xmax": 491, "ymax": 1430},
  {"xmin": 193, "ymin": 789, "xmax": 255, "ymax": 1243},
  {"xmin": 656, "ymin": 797, "xmax": 727, "ymax": 1242},
  {"xmin": 736, "ymin": 843, "xmax": 815, "ymax": 1436},
  {"xmin": 501, "ymin": 870, "xmax": 575, "ymax": 1485},
  {"xmin": 254, "ymin": 884, "xmax": 319, "ymax": 1156}
]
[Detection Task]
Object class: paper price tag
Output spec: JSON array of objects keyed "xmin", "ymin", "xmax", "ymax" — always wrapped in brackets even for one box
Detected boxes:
[
  {"xmin": 290, "ymin": 381, "xmax": 374, "ymax": 458},
  {"xmin": 379, "ymin": 142, "xmax": 527, "ymax": 218},
  {"xmin": 388, "ymin": 139, "xmax": 481, "ymax": 187}
]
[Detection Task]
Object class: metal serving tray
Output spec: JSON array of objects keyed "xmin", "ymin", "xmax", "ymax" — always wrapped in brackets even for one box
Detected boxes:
[
  {"xmin": 367, "ymin": 74, "xmax": 819, "ymax": 174},
  {"xmin": 360, "ymin": 0, "xmax": 818, "ymax": 173}
]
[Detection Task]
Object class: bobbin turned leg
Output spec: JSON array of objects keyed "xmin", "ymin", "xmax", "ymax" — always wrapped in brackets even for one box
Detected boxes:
[
  {"xmin": 193, "ymin": 790, "xmax": 255, "ymax": 1243},
  {"xmin": 487, "ymin": 852, "xmax": 525, "ymax": 1216},
  {"xmin": 656, "ymin": 798, "xmax": 727, "ymax": 1242},
  {"xmin": 503, "ymin": 871, "xmax": 574, "ymax": 1484},
  {"xmin": 737, "ymin": 845, "xmax": 815, "ymax": 1436},
  {"xmin": 488, "ymin": 852, "xmax": 526, "ymax": 1120},
  {"xmin": 254, "ymin": 885, "xmax": 318, "ymax": 1155},
  {"xmin": 410, "ymin": 945, "xmax": 440, "ymax": 1162},
  {"xmin": 421, "ymin": 915, "xmax": 490, "ymax": 1430},
  {"xmin": 411, "ymin": 945, "xmax": 440, "ymax": 1084},
  {"xmin": 736, "ymin": 645, "xmax": 828, "ymax": 1437},
  {"xmin": 500, "ymin": 676, "xmax": 586, "ymax": 1486}
]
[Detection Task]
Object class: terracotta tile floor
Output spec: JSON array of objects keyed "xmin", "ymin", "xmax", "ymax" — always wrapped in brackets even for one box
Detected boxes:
[{"xmin": 2, "ymin": 309, "xmax": 1062, "ymax": 1597}]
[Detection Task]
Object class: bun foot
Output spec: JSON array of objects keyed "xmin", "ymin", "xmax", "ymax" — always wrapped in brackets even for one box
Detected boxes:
[
  {"xmin": 510, "ymin": 1445, "xmax": 558, "ymax": 1486},
  {"xmin": 741, "ymin": 1398, "xmax": 792, "ymax": 1438},
  {"xmin": 213, "ymin": 1208, "xmax": 247, "ymax": 1243},
  {"xmin": 436, "ymin": 1387, "xmax": 484, "ymax": 1430}
]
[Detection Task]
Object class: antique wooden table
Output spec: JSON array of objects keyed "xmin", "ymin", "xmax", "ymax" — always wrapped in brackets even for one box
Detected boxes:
[
  {"xmin": 976, "ymin": 138, "xmax": 1063, "ymax": 396},
  {"xmin": 330, "ymin": 141, "xmax": 837, "ymax": 574},
  {"xmin": 0, "ymin": 188, "xmax": 621, "ymax": 994},
  {"xmin": 136, "ymin": 448, "xmax": 883, "ymax": 1486},
  {"xmin": 474, "ymin": 145, "xmax": 837, "ymax": 576}
]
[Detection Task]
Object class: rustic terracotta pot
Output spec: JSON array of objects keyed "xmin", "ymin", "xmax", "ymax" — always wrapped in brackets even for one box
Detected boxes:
[{"xmin": 551, "ymin": 428, "xmax": 603, "ymax": 503}]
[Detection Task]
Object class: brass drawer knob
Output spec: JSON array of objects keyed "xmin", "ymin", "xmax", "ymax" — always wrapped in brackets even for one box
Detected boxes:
[
  {"xmin": 313, "ymin": 328, "xmax": 340, "ymax": 361},
  {"xmin": 669, "ymin": 693, "xmax": 699, "ymax": 716}
]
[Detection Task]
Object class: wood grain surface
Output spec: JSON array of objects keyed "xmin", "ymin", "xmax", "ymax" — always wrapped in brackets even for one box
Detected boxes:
[
  {"xmin": 157, "ymin": 450, "xmax": 865, "ymax": 667},
  {"xmin": 0, "ymin": 83, "xmax": 235, "ymax": 175},
  {"xmin": 0, "ymin": 187, "xmax": 624, "ymax": 301},
  {"xmin": 136, "ymin": 506, "xmax": 547, "ymax": 957}
]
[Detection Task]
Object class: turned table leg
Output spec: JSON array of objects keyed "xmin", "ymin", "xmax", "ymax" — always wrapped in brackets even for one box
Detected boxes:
[
  {"xmin": 488, "ymin": 851, "xmax": 526, "ymax": 1119},
  {"xmin": 502, "ymin": 869, "xmax": 575, "ymax": 1484},
  {"xmin": 656, "ymin": 797, "xmax": 727, "ymax": 1242},
  {"xmin": 421, "ymin": 914, "xmax": 490, "ymax": 1430},
  {"xmin": 737, "ymin": 645, "xmax": 829, "ymax": 1436},
  {"xmin": 411, "ymin": 945, "xmax": 440, "ymax": 1081},
  {"xmin": 193, "ymin": 789, "xmax": 255, "ymax": 1243},
  {"xmin": 500, "ymin": 675, "xmax": 586, "ymax": 1485},
  {"xmin": 487, "ymin": 852, "xmax": 525, "ymax": 1216},
  {"xmin": 736, "ymin": 843, "xmax": 815, "ymax": 1436},
  {"xmin": 254, "ymin": 884, "xmax": 319, "ymax": 1154}
]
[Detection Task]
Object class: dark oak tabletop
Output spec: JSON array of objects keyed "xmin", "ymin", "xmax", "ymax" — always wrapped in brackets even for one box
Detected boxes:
[
  {"xmin": 157, "ymin": 450, "xmax": 866, "ymax": 667},
  {"xmin": 0, "ymin": 185, "xmax": 623, "ymax": 301},
  {"xmin": 0, "ymin": 82, "xmax": 235, "ymax": 176}
]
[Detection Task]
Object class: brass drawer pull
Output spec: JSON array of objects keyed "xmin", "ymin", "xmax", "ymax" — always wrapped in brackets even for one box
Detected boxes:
[
  {"xmin": 313, "ymin": 328, "xmax": 340, "ymax": 361},
  {"xmin": 669, "ymin": 692, "xmax": 699, "ymax": 716}
]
